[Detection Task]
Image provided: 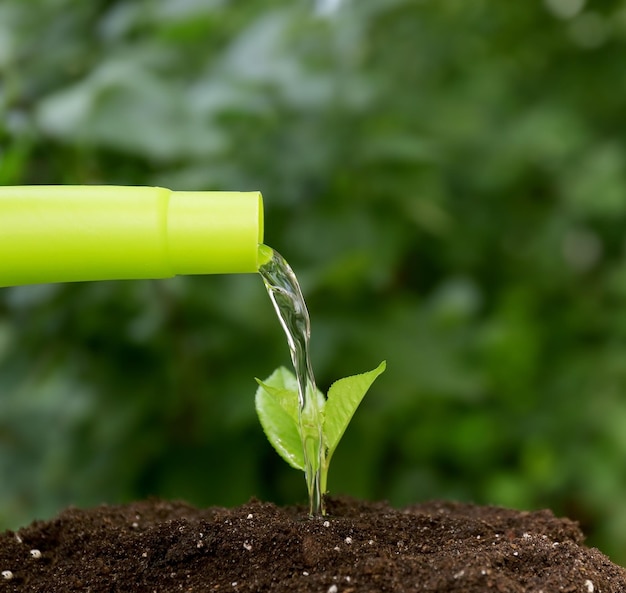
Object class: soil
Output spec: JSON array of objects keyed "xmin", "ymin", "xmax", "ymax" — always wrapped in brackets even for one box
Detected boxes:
[{"xmin": 0, "ymin": 496, "xmax": 624, "ymax": 593}]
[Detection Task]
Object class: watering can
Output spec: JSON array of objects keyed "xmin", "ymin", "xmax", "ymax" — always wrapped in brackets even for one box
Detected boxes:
[{"xmin": 0, "ymin": 186, "xmax": 263, "ymax": 287}]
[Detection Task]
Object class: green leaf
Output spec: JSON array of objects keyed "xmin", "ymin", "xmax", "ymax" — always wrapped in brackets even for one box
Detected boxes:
[
  {"xmin": 255, "ymin": 367, "xmax": 304, "ymax": 470},
  {"xmin": 255, "ymin": 362, "xmax": 385, "ymax": 506},
  {"xmin": 323, "ymin": 361, "xmax": 386, "ymax": 459},
  {"xmin": 256, "ymin": 366, "xmax": 301, "ymax": 422}
]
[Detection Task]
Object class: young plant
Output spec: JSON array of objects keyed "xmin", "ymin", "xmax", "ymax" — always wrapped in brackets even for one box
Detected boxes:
[{"xmin": 255, "ymin": 361, "xmax": 386, "ymax": 515}]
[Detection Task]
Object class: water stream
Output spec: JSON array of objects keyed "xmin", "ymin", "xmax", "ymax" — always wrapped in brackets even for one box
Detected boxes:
[{"xmin": 257, "ymin": 245, "xmax": 323, "ymax": 515}]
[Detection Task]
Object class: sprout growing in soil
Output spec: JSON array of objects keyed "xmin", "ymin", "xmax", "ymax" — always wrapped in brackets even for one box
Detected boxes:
[{"xmin": 255, "ymin": 361, "xmax": 386, "ymax": 515}]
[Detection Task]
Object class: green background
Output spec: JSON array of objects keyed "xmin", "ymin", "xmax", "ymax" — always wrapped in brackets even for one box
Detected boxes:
[{"xmin": 2, "ymin": 0, "xmax": 626, "ymax": 565}]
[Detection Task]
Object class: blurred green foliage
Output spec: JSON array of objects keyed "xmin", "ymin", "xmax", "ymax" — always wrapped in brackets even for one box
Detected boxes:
[{"xmin": 2, "ymin": 0, "xmax": 626, "ymax": 565}]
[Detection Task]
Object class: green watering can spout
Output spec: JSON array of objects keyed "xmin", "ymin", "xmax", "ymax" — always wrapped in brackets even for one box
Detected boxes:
[{"xmin": 0, "ymin": 185, "xmax": 264, "ymax": 287}]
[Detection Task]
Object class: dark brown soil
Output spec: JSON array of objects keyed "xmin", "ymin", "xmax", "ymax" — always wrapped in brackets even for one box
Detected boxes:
[{"xmin": 0, "ymin": 496, "xmax": 624, "ymax": 592}]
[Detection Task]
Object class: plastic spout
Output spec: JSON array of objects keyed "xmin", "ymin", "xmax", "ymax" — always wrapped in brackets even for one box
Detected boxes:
[{"xmin": 0, "ymin": 186, "xmax": 264, "ymax": 287}]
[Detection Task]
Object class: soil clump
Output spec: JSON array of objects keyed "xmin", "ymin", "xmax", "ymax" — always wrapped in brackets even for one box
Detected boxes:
[{"xmin": 1, "ymin": 496, "xmax": 624, "ymax": 592}]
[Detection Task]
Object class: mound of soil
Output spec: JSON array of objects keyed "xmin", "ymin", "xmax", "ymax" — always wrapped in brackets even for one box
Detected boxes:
[{"xmin": 0, "ymin": 496, "xmax": 624, "ymax": 592}]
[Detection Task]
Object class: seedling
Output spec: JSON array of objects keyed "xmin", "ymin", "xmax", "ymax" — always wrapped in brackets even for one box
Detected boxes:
[{"xmin": 255, "ymin": 361, "xmax": 386, "ymax": 516}]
